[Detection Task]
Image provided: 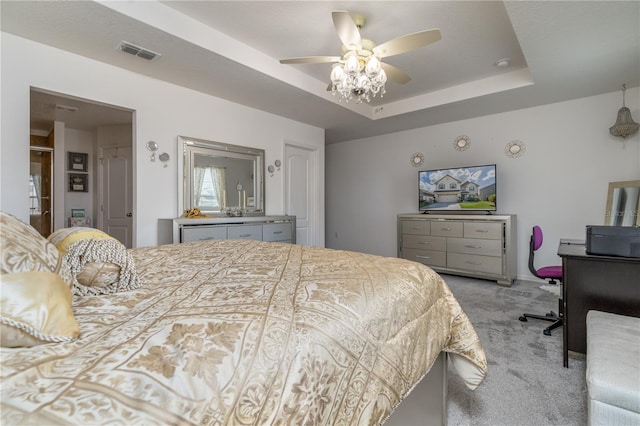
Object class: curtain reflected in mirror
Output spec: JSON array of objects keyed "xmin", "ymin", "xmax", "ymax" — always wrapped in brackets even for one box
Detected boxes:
[
  {"xmin": 605, "ymin": 180, "xmax": 640, "ymax": 226},
  {"xmin": 194, "ymin": 166, "xmax": 227, "ymax": 210}
]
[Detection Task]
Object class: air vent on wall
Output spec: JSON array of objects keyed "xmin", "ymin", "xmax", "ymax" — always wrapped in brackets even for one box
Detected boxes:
[{"xmin": 118, "ymin": 41, "xmax": 161, "ymax": 61}]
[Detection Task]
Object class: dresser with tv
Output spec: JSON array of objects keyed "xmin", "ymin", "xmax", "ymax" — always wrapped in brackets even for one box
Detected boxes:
[{"xmin": 397, "ymin": 214, "xmax": 517, "ymax": 286}]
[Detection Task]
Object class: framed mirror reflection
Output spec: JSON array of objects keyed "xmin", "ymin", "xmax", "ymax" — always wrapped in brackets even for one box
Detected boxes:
[
  {"xmin": 605, "ymin": 180, "xmax": 640, "ymax": 226},
  {"xmin": 179, "ymin": 136, "xmax": 265, "ymax": 216}
]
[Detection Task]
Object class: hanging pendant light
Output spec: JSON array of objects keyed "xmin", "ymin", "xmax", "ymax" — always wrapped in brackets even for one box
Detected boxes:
[{"xmin": 609, "ymin": 84, "xmax": 639, "ymax": 139}]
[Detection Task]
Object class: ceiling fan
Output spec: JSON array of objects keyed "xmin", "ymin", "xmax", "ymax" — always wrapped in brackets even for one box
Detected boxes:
[{"xmin": 279, "ymin": 11, "xmax": 441, "ymax": 102}]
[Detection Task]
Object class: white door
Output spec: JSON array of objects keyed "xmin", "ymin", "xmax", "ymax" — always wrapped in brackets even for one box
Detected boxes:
[
  {"xmin": 99, "ymin": 146, "xmax": 133, "ymax": 247},
  {"xmin": 285, "ymin": 144, "xmax": 315, "ymax": 246}
]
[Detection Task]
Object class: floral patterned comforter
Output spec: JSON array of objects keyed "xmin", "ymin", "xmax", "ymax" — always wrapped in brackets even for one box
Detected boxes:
[{"xmin": 1, "ymin": 239, "xmax": 486, "ymax": 425}]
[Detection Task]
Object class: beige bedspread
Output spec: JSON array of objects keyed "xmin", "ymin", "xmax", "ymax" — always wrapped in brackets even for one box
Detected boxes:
[{"xmin": 1, "ymin": 239, "xmax": 486, "ymax": 425}]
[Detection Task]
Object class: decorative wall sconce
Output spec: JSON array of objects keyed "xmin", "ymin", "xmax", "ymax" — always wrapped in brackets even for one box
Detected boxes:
[
  {"xmin": 268, "ymin": 160, "xmax": 282, "ymax": 177},
  {"xmin": 609, "ymin": 84, "xmax": 639, "ymax": 140},
  {"xmin": 159, "ymin": 152, "xmax": 170, "ymax": 168},
  {"xmin": 146, "ymin": 141, "xmax": 158, "ymax": 161}
]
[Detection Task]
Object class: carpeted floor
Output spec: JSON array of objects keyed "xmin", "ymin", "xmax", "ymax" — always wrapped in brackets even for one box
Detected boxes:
[{"xmin": 442, "ymin": 274, "xmax": 587, "ymax": 426}]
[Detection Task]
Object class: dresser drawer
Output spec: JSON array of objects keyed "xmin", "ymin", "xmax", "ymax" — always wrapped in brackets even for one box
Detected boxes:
[
  {"xmin": 402, "ymin": 248, "xmax": 447, "ymax": 268},
  {"xmin": 431, "ymin": 221, "xmax": 463, "ymax": 237},
  {"xmin": 228, "ymin": 225, "xmax": 263, "ymax": 240},
  {"xmin": 447, "ymin": 238, "xmax": 502, "ymax": 257},
  {"xmin": 402, "ymin": 234, "xmax": 446, "ymax": 251},
  {"xmin": 402, "ymin": 220, "xmax": 431, "ymax": 236},
  {"xmin": 263, "ymin": 223, "xmax": 292, "ymax": 242},
  {"xmin": 464, "ymin": 222, "xmax": 502, "ymax": 239},
  {"xmin": 182, "ymin": 226, "xmax": 227, "ymax": 243},
  {"xmin": 447, "ymin": 253, "xmax": 502, "ymax": 275}
]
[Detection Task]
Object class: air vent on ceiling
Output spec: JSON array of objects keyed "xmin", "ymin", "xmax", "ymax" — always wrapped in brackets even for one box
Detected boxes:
[
  {"xmin": 55, "ymin": 104, "xmax": 78, "ymax": 113},
  {"xmin": 118, "ymin": 41, "xmax": 161, "ymax": 61}
]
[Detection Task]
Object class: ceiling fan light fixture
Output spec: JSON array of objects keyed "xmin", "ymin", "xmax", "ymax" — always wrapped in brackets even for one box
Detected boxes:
[
  {"xmin": 330, "ymin": 63, "xmax": 346, "ymax": 84},
  {"xmin": 344, "ymin": 55, "xmax": 360, "ymax": 74},
  {"xmin": 281, "ymin": 11, "xmax": 440, "ymax": 104},
  {"xmin": 365, "ymin": 56, "xmax": 381, "ymax": 76},
  {"xmin": 609, "ymin": 84, "xmax": 639, "ymax": 140},
  {"xmin": 331, "ymin": 54, "xmax": 386, "ymax": 103}
]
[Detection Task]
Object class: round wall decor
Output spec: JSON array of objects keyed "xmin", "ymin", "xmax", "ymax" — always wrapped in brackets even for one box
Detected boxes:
[
  {"xmin": 454, "ymin": 135, "xmax": 471, "ymax": 151},
  {"xmin": 505, "ymin": 140, "xmax": 526, "ymax": 158},
  {"xmin": 410, "ymin": 152, "xmax": 424, "ymax": 167}
]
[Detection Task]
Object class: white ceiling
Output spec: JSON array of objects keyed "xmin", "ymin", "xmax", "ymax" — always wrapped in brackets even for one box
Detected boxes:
[{"xmin": 2, "ymin": 1, "xmax": 639, "ymax": 144}]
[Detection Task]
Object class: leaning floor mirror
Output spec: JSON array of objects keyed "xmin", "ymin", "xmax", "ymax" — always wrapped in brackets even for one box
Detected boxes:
[
  {"xmin": 178, "ymin": 136, "xmax": 265, "ymax": 216},
  {"xmin": 605, "ymin": 180, "xmax": 640, "ymax": 226}
]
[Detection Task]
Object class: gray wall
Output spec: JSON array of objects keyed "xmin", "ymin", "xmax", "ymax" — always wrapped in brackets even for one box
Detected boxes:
[{"xmin": 326, "ymin": 89, "xmax": 640, "ymax": 281}]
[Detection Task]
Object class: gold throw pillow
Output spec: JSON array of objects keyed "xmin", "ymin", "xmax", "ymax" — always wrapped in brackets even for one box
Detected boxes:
[{"xmin": 0, "ymin": 271, "xmax": 79, "ymax": 347}]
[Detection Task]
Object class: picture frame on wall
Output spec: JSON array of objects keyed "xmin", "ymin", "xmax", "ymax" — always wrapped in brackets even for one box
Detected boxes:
[
  {"xmin": 71, "ymin": 208, "xmax": 85, "ymax": 217},
  {"xmin": 69, "ymin": 173, "xmax": 88, "ymax": 192},
  {"xmin": 68, "ymin": 151, "xmax": 88, "ymax": 172}
]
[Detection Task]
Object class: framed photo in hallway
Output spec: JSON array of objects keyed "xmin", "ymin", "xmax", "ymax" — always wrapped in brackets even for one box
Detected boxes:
[
  {"xmin": 68, "ymin": 151, "xmax": 88, "ymax": 172},
  {"xmin": 68, "ymin": 173, "xmax": 88, "ymax": 192}
]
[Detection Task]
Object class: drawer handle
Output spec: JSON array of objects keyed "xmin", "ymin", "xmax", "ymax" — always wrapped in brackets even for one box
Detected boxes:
[
  {"xmin": 464, "ymin": 261, "xmax": 483, "ymax": 265},
  {"xmin": 475, "ymin": 229, "xmax": 489, "ymax": 233},
  {"xmin": 273, "ymin": 231, "xmax": 283, "ymax": 234},
  {"xmin": 415, "ymin": 255, "xmax": 431, "ymax": 259},
  {"xmin": 239, "ymin": 234, "xmax": 252, "ymax": 238},
  {"xmin": 410, "ymin": 226, "xmax": 422, "ymax": 230},
  {"xmin": 418, "ymin": 241, "xmax": 430, "ymax": 245},
  {"xmin": 199, "ymin": 237, "xmax": 217, "ymax": 241},
  {"xmin": 440, "ymin": 227, "xmax": 452, "ymax": 231},
  {"xmin": 464, "ymin": 245, "xmax": 482, "ymax": 249}
]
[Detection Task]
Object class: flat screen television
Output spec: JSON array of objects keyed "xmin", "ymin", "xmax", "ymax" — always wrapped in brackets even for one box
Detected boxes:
[{"xmin": 418, "ymin": 164, "xmax": 497, "ymax": 212}]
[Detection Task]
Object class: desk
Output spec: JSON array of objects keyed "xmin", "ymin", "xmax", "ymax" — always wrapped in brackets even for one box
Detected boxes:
[{"xmin": 558, "ymin": 240, "xmax": 640, "ymax": 367}]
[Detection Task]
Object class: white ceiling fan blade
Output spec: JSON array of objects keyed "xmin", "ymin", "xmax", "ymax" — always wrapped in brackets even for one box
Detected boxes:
[
  {"xmin": 332, "ymin": 11, "xmax": 362, "ymax": 50},
  {"xmin": 373, "ymin": 29, "xmax": 441, "ymax": 58},
  {"xmin": 279, "ymin": 56, "xmax": 341, "ymax": 64},
  {"xmin": 381, "ymin": 62, "xmax": 411, "ymax": 84}
]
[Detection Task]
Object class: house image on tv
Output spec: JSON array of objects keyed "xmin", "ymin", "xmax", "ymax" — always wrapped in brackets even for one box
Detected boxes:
[{"xmin": 432, "ymin": 175, "xmax": 484, "ymax": 202}]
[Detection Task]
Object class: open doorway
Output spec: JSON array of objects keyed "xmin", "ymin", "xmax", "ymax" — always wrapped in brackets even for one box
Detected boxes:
[{"xmin": 30, "ymin": 88, "xmax": 135, "ymax": 246}]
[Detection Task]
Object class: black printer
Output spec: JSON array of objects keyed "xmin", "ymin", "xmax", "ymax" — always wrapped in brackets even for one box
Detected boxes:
[{"xmin": 586, "ymin": 225, "xmax": 640, "ymax": 258}]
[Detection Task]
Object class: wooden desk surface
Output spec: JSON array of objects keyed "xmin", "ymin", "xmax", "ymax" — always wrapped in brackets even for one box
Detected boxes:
[{"xmin": 558, "ymin": 241, "xmax": 640, "ymax": 367}]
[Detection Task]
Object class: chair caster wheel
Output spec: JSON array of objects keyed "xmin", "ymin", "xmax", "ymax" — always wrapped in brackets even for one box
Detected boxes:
[
  {"xmin": 519, "ymin": 316, "xmax": 527, "ymax": 322},
  {"xmin": 545, "ymin": 312, "xmax": 555, "ymax": 318},
  {"xmin": 543, "ymin": 329, "xmax": 552, "ymax": 336}
]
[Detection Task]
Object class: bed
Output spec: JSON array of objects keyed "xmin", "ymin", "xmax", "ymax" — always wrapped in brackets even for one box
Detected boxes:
[{"xmin": 0, "ymin": 212, "xmax": 487, "ymax": 425}]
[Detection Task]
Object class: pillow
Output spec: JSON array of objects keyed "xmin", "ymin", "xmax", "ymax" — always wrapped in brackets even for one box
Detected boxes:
[
  {"xmin": 0, "ymin": 211, "xmax": 73, "ymax": 287},
  {"xmin": 0, "ymin": 271, "xmax": 79, "ymax": 347},
  {"xmin": 48, "ymin": 227, "xmax": 140, "ymax": 296}
]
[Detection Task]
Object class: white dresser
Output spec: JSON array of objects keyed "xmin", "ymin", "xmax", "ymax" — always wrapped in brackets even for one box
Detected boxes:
[
  {"xmin": 397, "ymin": 214, "xmax": 516, "ymax": 286},
  {"xmin": 158, "ymin": 215, "xmax": 296, "ymax": 245}
]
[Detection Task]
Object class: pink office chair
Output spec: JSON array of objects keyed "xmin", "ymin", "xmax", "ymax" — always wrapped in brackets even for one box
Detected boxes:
[{"xmin": 519, "ymin": 226, "xmax": 563, "ymax": 336}]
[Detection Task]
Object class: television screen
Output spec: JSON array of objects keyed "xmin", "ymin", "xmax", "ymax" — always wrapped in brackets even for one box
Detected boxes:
[{"xmin": 419, "ymin": 164, "xmax": 497, "ymax": 211}]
